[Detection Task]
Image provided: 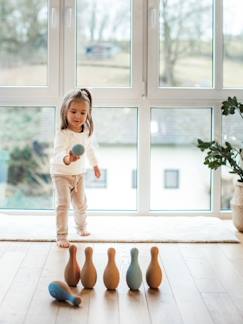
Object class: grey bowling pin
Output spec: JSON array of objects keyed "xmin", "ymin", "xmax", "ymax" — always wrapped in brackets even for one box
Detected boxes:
[{"xmin": 126, "ymin": 248, "xmax": 142, "ymax": 290}]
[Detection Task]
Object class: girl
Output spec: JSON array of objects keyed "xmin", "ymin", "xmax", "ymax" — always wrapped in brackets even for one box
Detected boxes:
[{"xmin": 50, "ymin": 88, "xmax": 101, "ymax": 248}]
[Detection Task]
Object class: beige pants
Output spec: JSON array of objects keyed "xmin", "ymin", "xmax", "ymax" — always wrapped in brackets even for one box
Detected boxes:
[{"xmin": 52, "ymin": 174, "xmax": 87, "ymax": 240}]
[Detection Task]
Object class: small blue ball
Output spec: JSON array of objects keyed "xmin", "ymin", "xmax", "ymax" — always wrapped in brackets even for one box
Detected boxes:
[{"xmin": 72, "ymin": 144, "xmax": 85, "ymax": 156}]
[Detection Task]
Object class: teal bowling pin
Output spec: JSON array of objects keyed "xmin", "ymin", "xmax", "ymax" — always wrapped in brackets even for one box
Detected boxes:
[
  {"xmin": 126, "ymin": 248, "xmax": 142, "ymax": 290},
  {"xmin": 48, "ymin": 281, "xmax": 81, "ymax": 306}
]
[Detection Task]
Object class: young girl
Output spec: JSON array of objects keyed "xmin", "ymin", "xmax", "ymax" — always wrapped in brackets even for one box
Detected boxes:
[{"xmin": 50, "ymin": 88, "xmax": 101, "ymax": 248}]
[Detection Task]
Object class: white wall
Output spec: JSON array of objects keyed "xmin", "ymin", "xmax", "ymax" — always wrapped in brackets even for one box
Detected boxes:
[{"xmin": 86, "ymin": 145, "xmax": 211, "ymax": 211}]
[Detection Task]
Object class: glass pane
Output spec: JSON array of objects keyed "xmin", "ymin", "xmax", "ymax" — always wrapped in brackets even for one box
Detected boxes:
[
  {"xmin": 0, "ymin": 0, "xmax": 48, "ymax": 86},
  {"xmin": 223, "ymin": 0, "xmax": 243, "ymax": 88},
  {"xmin": 221, "ymin": 113, "xmax": 243, "ymax": 209},
  {"xmin": 87, "ymin": 107, "xmax": 137, "ymax": 210},
  {"xmin": 76, "ymin": 0, "xmax": 131, "ymax": 87},
  {"xmin": 0, "ymin": 107, "xmax": 55, "ymax": 209},
  {"xmin": 150, "ymin": 108, "xmax": 211, "ymax": 210},
  {"xmin": 159, "ymin": 0, "xmax": 213, "ymax": 88}
]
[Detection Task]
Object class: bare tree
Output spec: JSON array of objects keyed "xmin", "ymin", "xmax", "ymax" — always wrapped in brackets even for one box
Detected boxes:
[{"xmin": 160, "ymin": 0, "xmax": 211, "ymax": 86}]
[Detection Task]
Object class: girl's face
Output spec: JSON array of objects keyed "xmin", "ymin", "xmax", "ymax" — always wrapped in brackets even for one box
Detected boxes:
[{"xmin": 66, "ymin": 100, "xmax": 90, "ymax": 132}]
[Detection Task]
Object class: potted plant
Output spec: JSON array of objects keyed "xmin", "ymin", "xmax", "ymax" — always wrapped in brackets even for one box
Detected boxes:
[{"xmin": 197, "ymin": 96, "xmax": 243, "ymax": 231}]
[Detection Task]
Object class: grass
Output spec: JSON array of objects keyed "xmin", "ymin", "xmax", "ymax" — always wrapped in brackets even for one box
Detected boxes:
[{"xmin": 0, "ymin": 55, "xmax": 243, "ymax": 88}]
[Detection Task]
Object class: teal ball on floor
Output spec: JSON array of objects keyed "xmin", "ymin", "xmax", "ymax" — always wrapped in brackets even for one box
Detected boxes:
[{"xmin": 72, "ymin": 144, "xmax": 85, "ymax": 156}]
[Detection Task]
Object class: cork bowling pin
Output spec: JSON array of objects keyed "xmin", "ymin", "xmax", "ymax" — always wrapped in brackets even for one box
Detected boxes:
[
  {"xmin": 146, "ymin": 246, "xmax": 163, "ymax": 289},
  {"xmin": 80, "ymin": 247, "xmax": 97, "ymax": 289},
  {"xmin": 103, "ymin": 247, "xmax": 120, "ymax": 290},
  {"xmin": 48, "ymin": 281, "xmax": 81, "ymax": 306},
  {"xmin": 64, "ymin": 244, "xmax": 81, "ymax": 287},
  {"xmin": 126, "ymin": 248, "xmax": 142, "ymax": 290}
]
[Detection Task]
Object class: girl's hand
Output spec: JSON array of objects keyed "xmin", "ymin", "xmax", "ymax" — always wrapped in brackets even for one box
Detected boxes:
[
  {"xmin": 63, "ymin": 151, "xmax": 80, "ymax": 165},
  {"xmin": 94, "ymin": 165, "xmax": 101, "ymax": 178}
]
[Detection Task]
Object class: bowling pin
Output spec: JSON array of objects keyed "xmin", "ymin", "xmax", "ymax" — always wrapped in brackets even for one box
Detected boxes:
[
  {"xmin": 126, "ymin": 248, "xmax": 142, "ymax": 290},
  {"xmin": 80, "ymin": 247, "xmax": 97, "ymax": 289},
  {"xmin": 64, "ymin": 244, "xmax": 81, "ymax": 287},
  {"xmin": 103, "ymin": 247, "xmax": 120, "ymax": 290},
  {"xmin": 146, "ymin": 246, "xmax": 163, "ymax": 289},
  {"xmin": 48, "ymin": 281, "xmax": 81, "ymax": 306}
]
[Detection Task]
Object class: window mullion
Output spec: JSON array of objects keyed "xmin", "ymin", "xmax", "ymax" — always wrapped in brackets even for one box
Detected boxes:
[
  {"xmin": 214, "ymin": 0, "xmax": 223, "ymax": 90},
  {"xmin": 147, "ymin": 0, "xmax": 159, "ymax": 98},
  {"xmin": 63, "ymin": 0, "xmax": 76, "ymax": 94},
  {"xmin": 48, "ymin": 0, "xmax": 61, "ymax": 97},
  {"xmin": 212, "ymin": 103, "xmax": 222, "ymax": 216},
  {"xmin": 138, "ymin": 102, "xmax": 151, "ymax": 214}
]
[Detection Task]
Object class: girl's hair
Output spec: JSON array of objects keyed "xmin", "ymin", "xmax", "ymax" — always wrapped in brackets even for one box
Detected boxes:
[{"xmin": 60, "ymin": 88, "xmax": 94, "ymax": 136}]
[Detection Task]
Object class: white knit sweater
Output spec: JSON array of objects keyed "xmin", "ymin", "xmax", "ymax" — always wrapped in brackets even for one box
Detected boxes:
[{"xmin": 50, "ymin": 128, "xmax": 98, "ymax": 175}]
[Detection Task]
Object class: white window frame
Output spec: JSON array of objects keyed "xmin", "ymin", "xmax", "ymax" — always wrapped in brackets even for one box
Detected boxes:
[{"xmin": 1, "ymin": 0, "xmax": 243, "ymax": 218}]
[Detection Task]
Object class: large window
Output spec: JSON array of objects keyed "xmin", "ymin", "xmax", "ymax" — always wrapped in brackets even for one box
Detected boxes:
[{"xmin": 0, "ymin": 0, "xmax": 242, "ymax": 216}]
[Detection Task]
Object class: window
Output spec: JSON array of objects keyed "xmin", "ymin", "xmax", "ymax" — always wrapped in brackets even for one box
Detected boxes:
[
  {"xmin": 159, "ymin": 0, "xmax": 213, "ymax": 88},
  {"xmin": 150, "ymin": 108, "xmax": 211, "ymax": 211},
  {"xmin": 164, "ymin": 169, "xmax": 179, "ymax": 189},
  {"xmin": 0, "ymin": 0, "xmax": 241, "ymax": 216},
  {"xmin": 86, "ymin": 107, "xmax": 138, "ymax": 211},
  {"xmin": 0, "ymin": 106, "xmax": 55, "ymax": 209},
  {"xmin": 221, "ymin": 112, "xmax": 243, "ymax": 210},
  {"xmin": 0, "ymin": 0, "xmax": 48, "ymax": 86},
  {"xmin": 86, "ymin": 169, "xmax": 107, "ymax": 188},
  {"xmin": 223, "ymin": 0, "xmax": 243, "ymax": 88},
  {"xmin": 76, "ymin": 0, "xmax": 131, "ymax": 87}
]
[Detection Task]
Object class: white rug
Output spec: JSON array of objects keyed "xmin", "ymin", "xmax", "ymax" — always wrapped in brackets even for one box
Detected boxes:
[{"xmin": 0, "ymin": 214, "xmax": 239, "ymax": 243}]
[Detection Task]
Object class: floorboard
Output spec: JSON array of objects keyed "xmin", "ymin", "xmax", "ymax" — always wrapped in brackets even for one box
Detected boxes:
[{"xmin": 0, "ymin": 240, "xmax": 243, "ymax": 324}]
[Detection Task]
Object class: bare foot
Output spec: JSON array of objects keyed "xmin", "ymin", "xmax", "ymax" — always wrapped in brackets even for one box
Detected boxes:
[
  {"xmin": 78, "ymin": 229, "xmax": 90, "ymax": 236},
  {"xmin": 57, "ymin": 239, "xmax": 70, "ymax": 248}
]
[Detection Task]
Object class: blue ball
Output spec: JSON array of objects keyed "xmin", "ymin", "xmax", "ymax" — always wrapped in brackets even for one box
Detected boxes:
[{"xmin": 72, "ymin": 144, "xmax": 85, "ymax": 156}]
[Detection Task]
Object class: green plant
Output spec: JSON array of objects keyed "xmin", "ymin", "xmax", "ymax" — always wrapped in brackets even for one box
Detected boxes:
[{"xmin": 197, "ymin": 96, "xmax": 243, "ymax": 182}]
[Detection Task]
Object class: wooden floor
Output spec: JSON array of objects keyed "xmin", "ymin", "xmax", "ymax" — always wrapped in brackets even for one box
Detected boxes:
[{"xmin": 1, "ymin": 238, "xmax": 243, "ymax": 324}]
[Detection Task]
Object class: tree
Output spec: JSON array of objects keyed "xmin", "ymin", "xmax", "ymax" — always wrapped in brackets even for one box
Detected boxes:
[
  {"xmin": 77, "ymin": 0, "xmax": 130, "ymax": 43},
  {"xmin": 0, "ymin": 0, "xmax": 47, "ymax": 66},
  {"xmin": 160, "ymin": 0, "xmax": 211, "ymax": 86}
]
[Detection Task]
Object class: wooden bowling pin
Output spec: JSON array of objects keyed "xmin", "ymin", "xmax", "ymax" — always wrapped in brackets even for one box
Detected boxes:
[
  {"xmin": 126, "ymin": 248, "xmax": 142, "ymax": 290},
  {"xmin": 48, "ymin": 281, "xmax": 81, "ymax": 306},
  {"xmin": 64, "ymin": 244, "xmax": 81, "ymax": 287},
  {"xmin": 146, "ymin": 246, "xmax": 163, "ymax": 289},
  {"xmin": 103, "ymin": 247, "xmax": 120, "ymax": 290},
  {"xmin": 80, "ymin": 247, "xmax": 97, "ymax": 289}
]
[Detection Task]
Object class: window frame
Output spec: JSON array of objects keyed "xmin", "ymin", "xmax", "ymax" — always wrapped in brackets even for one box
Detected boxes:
[{"xmin": 0, "ymin": 0, "xmax": 242, "ymax": 218}]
